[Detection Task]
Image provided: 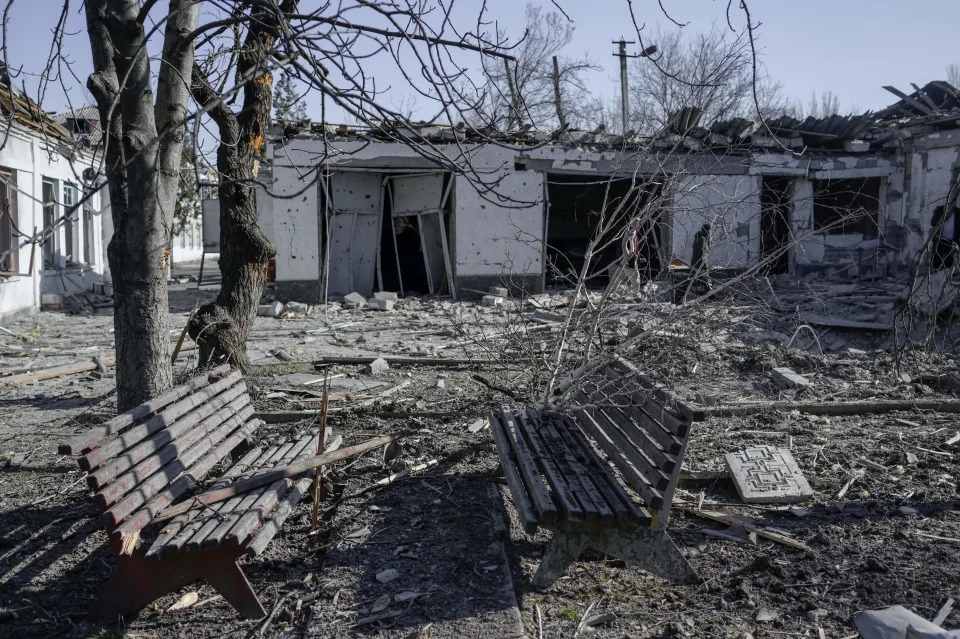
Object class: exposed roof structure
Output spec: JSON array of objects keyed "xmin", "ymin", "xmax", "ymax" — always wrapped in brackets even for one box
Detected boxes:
[
  {"xmin": 275, "ymin": 80, "xmax": 960, "ymax": 157},
  {"xmin": 0, "ymin": 82, "xmax": 74, "ymax": 144}
]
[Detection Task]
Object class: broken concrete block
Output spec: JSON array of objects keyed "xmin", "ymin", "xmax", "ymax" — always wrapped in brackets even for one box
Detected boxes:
[
  {"xmin": 488, "ymin": 286, "xmax": 509, "ymax": 298},
  {"xmin": 854, "ymin": 605, "xmax": 949, "ymax": 639},
  {"xmin": 283, "ymin": 301, "xmax": 309, "ymax": 314},
  {"xmin": 771, "ymin": 367, "xmax": 811, "ymax": 389},
  {"xmin": 366, "ymin": 357, "xmax": 389, "ymax": 374},
  {"xmin": 480, "ymin": 295, "xmax": 503, "ymax": 307},
  {"xmin": 367, "ymin": 298, "xmax": 395, "ymax": 311},
  {"xmin": 257, "ymin": 301, "xmax": 284, "ymax": 317},
  {"xmin": 343, "ymin": 292, "xmax": 366, "ymax": 309},
  {"xmin": 725, "ymin": 446, "xmax": 813, "ymax": 504},
  {"xmin": 373, "ymin": 291, "xmax": 399, "ymax": 301}
]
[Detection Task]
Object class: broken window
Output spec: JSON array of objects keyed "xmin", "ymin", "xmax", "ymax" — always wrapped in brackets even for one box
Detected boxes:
[
  {"xmin": 812, "ymin": 177, "xmax": 881, "ymax": 237},
  {"xmin": 63, "ymin": 183, "xmax": 79, "ymax": 264},
  {"xmin": 83, "ymin": 194, "xmax": 96, "ymax": 266},
  {"xmin": 41, "ymin": 178, "xmax": 57, "ymax": 267},
  {"xmin": 0, "ymin": 168, "xmax": 16, "ymax": 273}
]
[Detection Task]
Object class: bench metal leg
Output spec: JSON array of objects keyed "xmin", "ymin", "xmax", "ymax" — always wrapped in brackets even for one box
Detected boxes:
[
  {"xmin": 90, "ymin": 542, "xmax": 266, "ymax": 622},
  {"xmin": 534, "ymin": 522, "xmax": 698, "ymax": 589}
]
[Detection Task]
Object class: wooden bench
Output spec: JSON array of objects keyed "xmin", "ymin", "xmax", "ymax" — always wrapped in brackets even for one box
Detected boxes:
[
  {"xmin": 59, "ymin": 364, "xmax": 318, "ymax": 621},
  {"xmin": 489, "ymin": 358, "xmax": 702, "ymax": 588}
]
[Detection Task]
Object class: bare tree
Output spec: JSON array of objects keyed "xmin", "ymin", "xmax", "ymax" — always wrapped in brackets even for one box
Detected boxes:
[
  {"xmin": 83, "ymin": 0, "xmax": 200, "ymax": 410},
  {"xmin": 790, "ymin": 90, "xmax": 843, "ymax": 119},
  {"xmin": 948, "ymin": 63, "xmax": 960, "ymax": 89},
  {"xmin": 627, "ymin": 26, "xmax": 788, "ymax": 133},
  {"xmin": 472, "ymin": 3, "xmax": 596, "ymax": 130}
]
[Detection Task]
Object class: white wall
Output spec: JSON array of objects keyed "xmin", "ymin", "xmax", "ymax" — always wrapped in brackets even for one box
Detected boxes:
[
  {"xmin": 271, "ymin": 162, "xmax": 321, "ymax": 283},
  {"xmin": 0, "ymin": 125, "xmax": 104, "ymax": 319},
  {"xmin": 453, "ymin": 170, "xmax": 544, "ymax": 280},
  {"xmin": 171, "ymin": 214, "xmax": 204, "ymax": 264},
  {"xmin": 670, "ymin": 174, "xmax": 761, "ymax": 268}
]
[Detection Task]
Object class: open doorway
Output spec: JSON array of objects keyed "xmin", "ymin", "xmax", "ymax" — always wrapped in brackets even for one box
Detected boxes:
[
  {"xmin": 545, "ymin": 174, "xmax": 662, "ymax": 286},
  {"xmin": 760, "ymin": 176, "xmax": 791, "ymax": 274}
]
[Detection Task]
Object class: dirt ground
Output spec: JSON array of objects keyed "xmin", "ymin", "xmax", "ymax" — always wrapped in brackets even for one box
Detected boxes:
[{"xmin": 0, "ymin": 274, "xmax": 958, "ymax": 638}]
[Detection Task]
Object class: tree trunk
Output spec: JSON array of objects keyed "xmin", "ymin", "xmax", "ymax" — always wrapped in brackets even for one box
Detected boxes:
[
  {"xmin": 188, "ymin": 2, "xmax": 290, "ymax": 371},
  {"xmin": 84, "ymin": 0, "xmax": 200, "ymax": 412}
]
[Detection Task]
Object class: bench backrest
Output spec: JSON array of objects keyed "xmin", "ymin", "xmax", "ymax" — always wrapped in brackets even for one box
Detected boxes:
[
  {"xmin": 59, "ymin": 364, "xmax": 261, "ymax": 549},
  {"xmin": 573, "ymin": 357, "xmax": 699, "ymax": 530}
]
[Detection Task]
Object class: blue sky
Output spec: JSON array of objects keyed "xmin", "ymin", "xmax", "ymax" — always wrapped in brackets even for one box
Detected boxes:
[{"xmin": 5, "ymin": 1, "xmax": 959, "ymax": 120}]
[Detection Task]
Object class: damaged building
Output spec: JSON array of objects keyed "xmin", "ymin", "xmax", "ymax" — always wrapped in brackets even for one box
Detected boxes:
[{"xmin": 259, "ymin": 81, "xmax": 960, "ymax": 303}]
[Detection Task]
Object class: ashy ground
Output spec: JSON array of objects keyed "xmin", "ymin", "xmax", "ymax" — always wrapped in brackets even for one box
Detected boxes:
[{"xmin": 0, "ymin": 273, "xmax": 958, "ymax": 638}]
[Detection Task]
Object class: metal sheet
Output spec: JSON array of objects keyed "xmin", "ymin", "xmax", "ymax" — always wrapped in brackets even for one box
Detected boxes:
[
  {"xmin": 325, "ymin": 173, "xmax": 383, "ymax": 296},
  {"xmin": 391, "ymin": 174, "xmax": 445, "ymax": 216}
]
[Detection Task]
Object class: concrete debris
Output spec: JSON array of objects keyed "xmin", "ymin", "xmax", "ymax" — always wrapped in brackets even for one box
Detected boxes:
[
  {"xmin": 854, "ymin": 605, "xmax": 953, "ymax": 639},
  {"xmin": 771, "ymin": 367, "xmax": 811, "ymax": 389},
  {"xmin": 367, "ymin": 298, "xmax": 395, "ymax": 311},
  {"xmin": 283, "ymin": 301, "xmax": 309, "ymax": 315},
  {"xmin": 436, "ymin": 378, "xmax": 445, "ymax": 389},
  {"xmin": 374, "ymin": 291, "xmax": 399, "ymax": 301},
  {"xmin": 257, "ymin": 301, "xmax": 284, "ymax": 317},
  {"xmin": 375, "ymin": 568, "xmax": 399, "ymax": 584},
  {"xmin": 488, "ymin": 286, "xmax": 509, "ymax": 298},
  {"xmin": 40, "ymin": 293, "xmax": 62, "ymax": 311},
  {"xmin": 468, "ymin": 419, "xmax": 488, "ymax": 433},
  {"xmin": 343, "ymin": 292, "xmax": 366, "ymax": 309},
  {"xmin": 725, "ymin": 446, "xmax": 813, "ymax": 504},
  {"xmin": 367, "ymin": 357, "xmax": 389, "ymax": 375},
  {"xmin": 480, "ymin": 295, "xmax": 503, "ymax": 307}
]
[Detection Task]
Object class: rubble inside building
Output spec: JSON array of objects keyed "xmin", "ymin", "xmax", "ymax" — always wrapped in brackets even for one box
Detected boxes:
[{"xmin": 2, "ymin": 82, "xmax": 960, "ymax": 639}]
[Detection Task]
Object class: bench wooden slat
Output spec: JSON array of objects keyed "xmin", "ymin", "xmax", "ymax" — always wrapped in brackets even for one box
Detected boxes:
[
  {"xmin": 111, "ymin": 417, "xmax": 262, "ymax": 538},
  {"xmin": 97, "ymin": 403, "xmax": 254, "ymax": 515},
  {"xmin": 575, "ymin": 409, "xmax": 664, "ymax": 511},
  {"xmin": 145, "ymin": 445, "xmax": 265, "ymax": 560},
  {"xmin": 562, "ymin": 419, "xmax": 651, "ymax": 524},
  {"xmin": 499, "ymin": 411, "xmax": 559, "ymax": 521},
  {"xmin": 533, "ymin": 411, "xmax": 615, "ymax": 522},
  {"xmin": 603, "ymin": 358, "xmax": 704, "ymax": 421},
  {"xmin": 245, "ymin": 473, "xmax": 314, "ymax": 557},
  {"xmin": 158, "ymin": 445, "xmax": 280, "ymax": 557},
  {"xmin": 547, "ymin": 414, "xmax": 630, "ymax": 522},
  {"xmin": 586, "ymin": 379, "xmax": 683, "ymax": 455},
  {"xmin": 511, "ymin": 412, "xmax": 584, "ymax": 521},
  {"xmin": 605, "ymin": 375, "xmax": 689, "ymax": 438},
  {"xmin": 519, "ymin": 412, "xmax": 596, "ymax": 521},
  {"xmin": 80, "ymin": 371, "xmax": 244, "ymax": 471},
  {"xmin": 58, "ymin": 364, "xmax": 231, "ymax": 455},
  {"xmin": 88, "ymin": 389, "xmax": 250, "ymax": 491},
  {"xmin": 488, "ymin": 412, "xmax": 539, "ymax": 535},
  {"xmin": 186, "ymin": 443, "xmax": 295, "ymax": 552},
  {"xmin": 223, "ymin": 434, "xmax": 318, "ymax": 546},
  {"xmin": 602, "ymin": 404, "xmax": 677, "ymax": 475}
]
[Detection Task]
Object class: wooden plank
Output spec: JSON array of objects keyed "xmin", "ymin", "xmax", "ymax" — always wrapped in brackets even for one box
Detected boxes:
[
  {"xmin": 188, "ymin": 442, "xmax": 299, "ymax": 552},
  {"xmin": 584, "ymin": 380, "xmax": 683, "ymax": 453},
  {"xmin": 87, "ymin": 389, "xmax": 250, "ymax": 491},
  {"xmin": 80, "ymin": 371, "xmax": 243, "ymax": 470},
  {"xmin": 246, "ymin": 474, "xmax": 314, "ymax": 557},
  {"xmin": 600, "ymin": 401, "xmax": 678, "ymax": 474},
  {"xmin": 95, "ymin": 403, "xmax": 254, "ymax": 513},
  {"xmin": 145, "ymin": 445, "xmax": 265, "ymax": 560},
  {"xmin": 499, "ymin": 411, "xmax": 558, "ymax": 521},
  {"xmin": 109, "ymin": 417, "xmax": 261, "ymax": 538},
  {"xmin": 532, "ymin": 410, "xmax": 614, "ymax": 522},
  {"xmin": 563, "ymin": 421, "xmax": 651, "ymax": 524},
  {"xmin": 575, "ymin": 409, "xmax": 663, "ymax": 511},
  {"xmin": 59, "ymin": 364, "xmax": 230, "ymax": 454},
  {"xmin": 488, "ymin": 412, "xmax": 539, "ymax": 534},
  {"xmin": 223, "ymin": 435, "xmax": 318, "ymax": 546},
  {"xmin": 593, "ymin": 407, "xmax": 670, "ymax": 491},
  {"xmin": 548, "ymin": 415, "xmax": 629, "ymax": 522},
  {"xmin": 604, "ymin": 358, "xmax": 704, "ymax": 421},
  {"xmin": 512, "ymin": 412, "xmax": 584, "ymax": 521},
  {"xmin": 0, "ymin": 357, "xmax": 114, "ymax": 387}
]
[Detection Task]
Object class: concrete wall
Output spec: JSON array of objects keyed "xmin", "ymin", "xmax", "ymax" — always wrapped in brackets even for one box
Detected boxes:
[
  {"xmin": 670, "ymin": 174, "xmax": 761, "ymax": 268},
  {"xmin": 270, "ymin": 160, "xmax": 321, "ymax": 302},
  {"xmin": 0, "ymin": 125, "xmax": 104, "ymax": 320}
]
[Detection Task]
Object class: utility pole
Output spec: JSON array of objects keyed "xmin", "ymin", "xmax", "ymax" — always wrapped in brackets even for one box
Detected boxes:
[
  {"xmin": 613, "ymin": 37, "xmax": 636, "ymax": 134},
  {"xmin": 612, "ymin": 38, "xmax": 658, "ymax": 134}
]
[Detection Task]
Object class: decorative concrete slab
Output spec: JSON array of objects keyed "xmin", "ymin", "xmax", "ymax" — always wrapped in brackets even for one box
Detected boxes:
[{"xmin": 725, "ymin": 446, "xmax": 813, "ymax": 504}]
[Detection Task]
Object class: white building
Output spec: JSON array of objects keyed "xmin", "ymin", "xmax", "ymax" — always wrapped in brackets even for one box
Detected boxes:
[
  {"xmin": 265, "ymin": 81, "xmax": 960, "ymax": 302},
  {"xmin": 0, "ymin": 88, "xmax": 107, "ymax": 321}
]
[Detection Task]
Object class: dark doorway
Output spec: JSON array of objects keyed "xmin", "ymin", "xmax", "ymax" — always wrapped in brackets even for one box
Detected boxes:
[
  {"xmin": 378, "ymin": 194, "xmax": 430, "ymax": 296},
  {"xmin": 545, "ymin": 174, "xmax": 662, "ymax": 286},
  {"xmin": 760, "ymin": 176, "xmax": 791, "ymax": 274}
]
